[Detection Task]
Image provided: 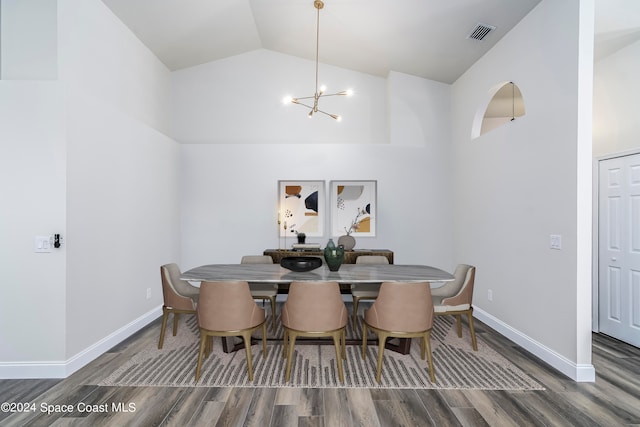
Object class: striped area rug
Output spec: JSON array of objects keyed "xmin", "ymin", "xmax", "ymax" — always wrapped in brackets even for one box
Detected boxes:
[{"xmin": 98, "ymin": 308, "xmax": 543, "ymax": 390}]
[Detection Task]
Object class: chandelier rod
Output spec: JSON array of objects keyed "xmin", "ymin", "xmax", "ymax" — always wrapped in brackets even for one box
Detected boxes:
[{"xmin": 314, "ymin": 1, "xmax": 321, "ymax": 99}]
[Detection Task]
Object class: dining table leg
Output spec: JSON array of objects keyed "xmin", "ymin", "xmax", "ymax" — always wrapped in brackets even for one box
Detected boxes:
[
  {"xmin": 221, "ymin": 336, "xmax": 255, "ymax": 353},
  {"xmin": 220, "ymin": 334, "xmax": 411, "ymax": 354},
  {"xmin": 384, "ymin": 338, "xmax": 412, "ymax": 355}
]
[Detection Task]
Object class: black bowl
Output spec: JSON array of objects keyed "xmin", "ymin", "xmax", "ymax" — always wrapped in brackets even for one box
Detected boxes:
[{"xmin": 280, "ymin": 256, "xmax": 323, "ymax": 272}]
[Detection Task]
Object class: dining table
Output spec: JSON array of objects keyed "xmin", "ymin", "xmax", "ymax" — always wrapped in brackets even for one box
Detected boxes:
[
  {"xmin": 181, "ymin": 263, "xmax": 454, "ymax": 284},
  {"xmin": 181, "ymin": 262, "xmax": 455, "ymax": 354}
]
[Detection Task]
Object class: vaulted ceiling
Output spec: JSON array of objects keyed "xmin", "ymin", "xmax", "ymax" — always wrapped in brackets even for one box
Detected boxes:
[
  {"xmin": 101, "ymin": 0, "xmax": 541, "ymax": 84},
  {"xmin": 101, "ymin": 0, "xmax": 640, "ymax": 84}
]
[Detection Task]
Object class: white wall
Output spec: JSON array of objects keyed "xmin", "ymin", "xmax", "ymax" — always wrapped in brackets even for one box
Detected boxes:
[
  {"xmin": 593, "ymin": 39, "xmax": 640, "ymax": 157},
  {"xmin": 64, "ymin": 97, "xmax": 180, "ymax": 360},
  {"xmin": 388, "ymin": 71, "xmax": 452, "ymax": 147},
  {"xmin": 58, "ymin": 0, "xmax": 179, "ymax": 362},
  {"xmin": 58, "ymin": 0, "xmax": 171, "ymax": 136},
  {"xmin": 180, "ymin": 144, "xmax": 453, "ymax": 269},
  {"xmin": 0, "ymin": 0, "xmax": 57, "ymax": 80},
  {"xmin": 451, "ymin": 0, "xmax": 594, "ymax": 381},
  {"xmin": 170, "ymin": 49, "xmax": 388, "ymax": 145},
  {"xmin": 1, "ymin": 0, "xmax": 180, "ymax": 378},
  {"xmin": 174, "ymin": 54, "xmax": 454, "ymax": 270},
  {"xmin": 0, "ymin": 83, "xmax": 66, "ymax": 372}
]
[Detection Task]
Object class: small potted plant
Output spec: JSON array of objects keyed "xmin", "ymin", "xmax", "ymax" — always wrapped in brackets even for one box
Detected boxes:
[{"xmin": 290, "ymin": 228, "xmax": 306, "ymax": 244}]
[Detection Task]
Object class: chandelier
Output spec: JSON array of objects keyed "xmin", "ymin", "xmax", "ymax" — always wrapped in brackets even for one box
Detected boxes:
[{"xmin": 283, "ymin": 0, "xmax": 353, "ymax": 121}]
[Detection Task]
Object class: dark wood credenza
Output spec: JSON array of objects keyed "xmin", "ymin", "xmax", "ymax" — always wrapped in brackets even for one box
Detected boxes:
[{"xmin": 263, "ymin": 249, "xmax": 394, "ymax": 265}]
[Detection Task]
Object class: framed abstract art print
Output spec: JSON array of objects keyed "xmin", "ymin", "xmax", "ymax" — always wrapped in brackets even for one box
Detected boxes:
[
  {"xmin": 330, "ymin": 180, "xmax": 376, "ymax": 237},
  {"xmin": 278, "ymin": 180, "xmax": 325, "ymax": 237}
]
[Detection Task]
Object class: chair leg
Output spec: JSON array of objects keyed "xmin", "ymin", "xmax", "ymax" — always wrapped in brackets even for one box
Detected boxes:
[
  {"xmin": 361, "ymin": 323, "xmax": 368, "ymax": 359},
  {"xmin": 467, "ymin": 309, "xmax": 478, "ymax": 351},
  {"xmin": 173, "ymin": 313, "xmax": 181, "ymax": 336},
  {"xmin": 352, "ymin": 296, "xmax": 360, "ymax": 329},
  {"xmin": 424, "ymin": 330, "xmax": 435, "ymax": 383},
  {"xmin": 332, "ymin": 331, "xmax": 345, "ymax": 383},
  {"xmin": 341, "ymin": 329, "xmax": 346, "ymax": 359},
  {"xmin": 375, "ymin": 331, "xmax": 388, "ymax": 383},
  {"xmin": 195, "ymin": 331, "xmax": 208, "ymax": 382},
  {"xmin": 205, "ymin": 336, "xmax": 212, "ymax": 358},
  {"xmin": 261, "ymin": 322, "xmax": 268, "ymax": 356},
  {"xmin": 158, "ymin": 307, "xmax": 169, "ymax": 349},
  {"xmin": 242, "ymin": 331, "xmax": 254, "ymax": 382},
  {"xmin": 285, "ymin": 331, "xmax": 297, "ymax": 382},
  {"xmin": 456, "ymin": 314, "xmax": 462, "ymax": 337},
  {"xmin": 282, "ymin": 329, "xmax": 288, "ymax": 359},
  {"xmin": 269, "ymin": 296, "xmax": 277, "ymax": 331}
]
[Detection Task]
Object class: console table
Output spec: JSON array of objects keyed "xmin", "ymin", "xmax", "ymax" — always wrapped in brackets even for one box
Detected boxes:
[{"xmin": 264, "ymin": 249, "xmax": 394, "ymax": 264}]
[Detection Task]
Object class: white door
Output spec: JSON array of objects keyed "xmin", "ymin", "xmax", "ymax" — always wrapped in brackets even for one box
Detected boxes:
[{"xmin": 599, "ymin": 153, "xmax": 640, "ymax": 347}]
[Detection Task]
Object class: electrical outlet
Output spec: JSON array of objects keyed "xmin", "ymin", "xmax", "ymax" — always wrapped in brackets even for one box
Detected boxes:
[
  {"xmin": 146, "ymin": 288, "xmax": 152, "ymax": 299},
  {"xmin": 488, "ymin": 289, "xmax": 493, "ymax": 301},
  {"xmin": 550, "ymin": 234, "xmax": 562, "ymax": 250}
]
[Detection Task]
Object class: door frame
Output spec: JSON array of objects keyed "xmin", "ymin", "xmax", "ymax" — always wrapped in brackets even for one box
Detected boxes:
[{"xmin": 593, "ymin": 148, "xmax": 640, "ymax": 332}]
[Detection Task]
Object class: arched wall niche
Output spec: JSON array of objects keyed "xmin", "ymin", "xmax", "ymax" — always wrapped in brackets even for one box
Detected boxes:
[{"xmin": 471, "ymin": 81, "xmax": 525, "ymax": 139}]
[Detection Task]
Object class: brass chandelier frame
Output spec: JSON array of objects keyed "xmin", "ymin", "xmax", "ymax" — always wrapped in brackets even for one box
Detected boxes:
[{"xmin": 283, "ymin": 0, "xmax": 352, "ymax": 121}]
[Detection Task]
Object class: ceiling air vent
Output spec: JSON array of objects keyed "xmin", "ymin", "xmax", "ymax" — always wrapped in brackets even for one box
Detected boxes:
[{"xmin": 467, "ymin": 23, "xmax": 496, "ymax": 41}]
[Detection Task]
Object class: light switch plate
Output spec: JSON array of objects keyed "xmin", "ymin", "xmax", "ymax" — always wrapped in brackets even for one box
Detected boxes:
[{"xmin": 35, "ymin": 235, "xmax": 52, "ymax": 253}]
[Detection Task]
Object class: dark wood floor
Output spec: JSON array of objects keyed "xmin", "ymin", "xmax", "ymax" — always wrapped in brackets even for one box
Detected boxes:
[{"xmin": 1, "ymin": 312, "xmax": 640, "ymax": 427}]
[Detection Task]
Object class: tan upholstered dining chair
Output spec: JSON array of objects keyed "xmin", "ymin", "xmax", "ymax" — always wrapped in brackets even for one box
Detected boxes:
[
  {"xmin": 281, "ymin": 281, "xmax": 348, "ymax": 383},
  {"xmin": 350, "ymin": 255, "xmax": 389, "ymax": 328},
  {"xmin": 241, "ymin": 255, "xmax": 278, "ymax": 330},
  {"xmin": 432, "ymin": 264, "xmax": 478, "ymax": 351},
  {"xmin": 362, "ymin": 281, "xmax": 436, "ymax": 383},
  {"xmin": 158, "ymin": 263, "xmax": 199, "ymax": 349},
  {"xmin": 195, "ymin": 281, "xmax": 267, "ymax": 382}
]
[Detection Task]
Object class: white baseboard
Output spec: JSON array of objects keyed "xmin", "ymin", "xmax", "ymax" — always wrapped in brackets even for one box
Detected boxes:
[
  {"xmin": 0, "ymin": 306, "xmax": 162, "ymax": 379},
  {"xmin": 473, "ymin": 307, "xmax": 595, "ymax": 382},
  {"xmin": 0, "ymin": 361, "xmax": 69, "ymax": 380}
]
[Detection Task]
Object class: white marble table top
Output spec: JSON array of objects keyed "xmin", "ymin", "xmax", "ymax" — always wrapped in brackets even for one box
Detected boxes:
[{"xmin": 181, "ymin": 263, "xmax": 454, "ymax": 284}]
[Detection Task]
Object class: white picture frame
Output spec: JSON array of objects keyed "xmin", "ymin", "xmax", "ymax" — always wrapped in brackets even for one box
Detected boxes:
[{"xmin": 330, "ymin": 180, "xmax": 377, "ymax": 237}]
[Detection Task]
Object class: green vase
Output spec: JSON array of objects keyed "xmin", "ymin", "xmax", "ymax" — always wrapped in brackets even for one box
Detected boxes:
[{"xmin": 323, "ymin": 239, "xmax": 345, "ymax": 271}]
